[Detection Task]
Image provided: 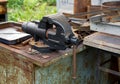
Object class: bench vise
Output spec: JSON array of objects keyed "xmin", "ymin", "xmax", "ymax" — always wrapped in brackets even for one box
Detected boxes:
[{"xmin": 22, "ymin": 14, "xmax": 80, "ymax": 50}]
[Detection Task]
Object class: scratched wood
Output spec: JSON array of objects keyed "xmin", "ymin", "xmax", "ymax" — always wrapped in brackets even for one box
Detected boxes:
[{"xmin": 0, "ymin": 47, "xmax": 34, "ymax": 84}]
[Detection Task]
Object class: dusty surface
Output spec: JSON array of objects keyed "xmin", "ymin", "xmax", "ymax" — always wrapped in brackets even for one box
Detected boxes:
[{"xmin": 0, "ymin": 42, "xmax": 85, "ymax": 67}]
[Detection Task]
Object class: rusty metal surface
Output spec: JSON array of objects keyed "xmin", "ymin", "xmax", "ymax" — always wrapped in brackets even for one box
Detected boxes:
[
  {"xmin": 96, "ymin": 51, "xmax": 120, "ymax": 83},
  {"xmin": 102, "ymin": 1, "xmax": 120, "ymax": 16},
  {"xmin": 0, "ymin": 42, "xmax": 86, "ymax": 67},
  {"xmin": 35, "ymin": 48, "xmax": 112, "ymax": 84},
  {"xmin": 103, "ymin": 1, "xmax": 120, "ymax": 8},
  {"xmin": 0, "ymin": 46, "xmax": 34, "ymax": 84},
  {"xmin": 0, "ymin": 40, "xmax": 114, "ymax": 84},
  {"xmin": 84, "ymin": 32, "xmax": 120, "ymax": 54},
  {"xmin": 72, "ymin": 45, "xmax": 77, "ymax": 79}
]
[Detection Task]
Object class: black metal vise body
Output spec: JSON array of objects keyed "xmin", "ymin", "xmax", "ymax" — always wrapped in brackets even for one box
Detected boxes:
[{"xmin": 22, "ymin": 14, "xmax": 79, "ymax": 50}]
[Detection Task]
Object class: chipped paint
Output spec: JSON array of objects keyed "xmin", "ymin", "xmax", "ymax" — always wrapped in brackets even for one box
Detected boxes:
[
  {"xmin": 35, "ymin": 48, "xmax": 112, "ymax": 84},
  {"xmin": 0, "ymin": 45, "xmax": 115, "ymax": 84},
  {"xmin": 0, "ymin": 47, "xmax": 34, "ymax": 84}
]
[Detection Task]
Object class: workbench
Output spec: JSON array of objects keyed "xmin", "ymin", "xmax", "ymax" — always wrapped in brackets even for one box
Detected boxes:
[{"xmin": 0, "ymin": 40, "xmax": 113, "ymax": 84}]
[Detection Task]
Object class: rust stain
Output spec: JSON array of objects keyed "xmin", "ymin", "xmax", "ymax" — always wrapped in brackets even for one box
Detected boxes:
[
  {"xmin": 0, "ymin": 42, "xmax": 85, "ymax": 67},
  {"xmin": 84, "ymin": 62, "xmax": 88, "ymax": 68},
  {"xmin": 67, "ymin": 67, "xmax": 71, "ymax": 72},
  {"xmin": 0, "ymin": 47, "xmax": 34, "ymax": 84}
]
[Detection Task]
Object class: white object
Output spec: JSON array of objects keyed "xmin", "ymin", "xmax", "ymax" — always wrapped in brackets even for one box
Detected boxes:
[{"xmin": 56, "ymin": 0, "xmax": 74, "ymax": 14}]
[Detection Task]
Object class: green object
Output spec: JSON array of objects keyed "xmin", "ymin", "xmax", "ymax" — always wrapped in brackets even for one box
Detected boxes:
[{"xmin": 8, "ymin": 0, "xmax": 57, "ymax": 21}]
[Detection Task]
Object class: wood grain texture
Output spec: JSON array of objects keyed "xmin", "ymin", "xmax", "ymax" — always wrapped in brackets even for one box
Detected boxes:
[{"xmin": 74, "ymin": 0, "xmax": 91, "ymax": 13}]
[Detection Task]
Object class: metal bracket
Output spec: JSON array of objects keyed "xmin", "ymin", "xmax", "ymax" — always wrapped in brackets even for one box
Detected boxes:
[{"xmin": 90, "ymin": 15, "xmax": 120, "ymax": 36}]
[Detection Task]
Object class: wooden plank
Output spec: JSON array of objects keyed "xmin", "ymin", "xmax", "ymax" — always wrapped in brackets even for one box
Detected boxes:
[
  {"xmin": 83, "ymin": 32, "xmax": 120, "ymax": 54},
  {"xmin": 74, "ymin": 0, "xmax": 91, "ymax": 13},
  {"xmin": 74, "ymin": 0, "xmax": 91, "ymax": 18}
]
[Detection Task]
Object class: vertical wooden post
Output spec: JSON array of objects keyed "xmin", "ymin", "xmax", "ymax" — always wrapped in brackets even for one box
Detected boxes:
[{"xmin": 74, "ymin": 0, "xmax": 91, "ymax": 18}]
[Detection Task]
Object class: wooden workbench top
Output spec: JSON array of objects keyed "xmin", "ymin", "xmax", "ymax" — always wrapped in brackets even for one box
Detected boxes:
[
  {"xmin": 83, "ymin": 32, "xmax": 120, "ymax": 54},
  {"xmin": 0, "ymin": 43, "xmax": 86, "ymax": 67}
]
